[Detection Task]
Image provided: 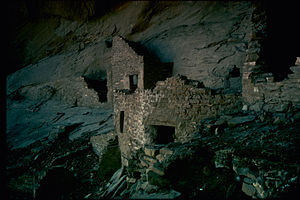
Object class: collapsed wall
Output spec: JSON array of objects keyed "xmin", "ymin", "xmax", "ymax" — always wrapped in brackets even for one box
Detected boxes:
[
  {"xmin": 242, "ymin": 2, "xmax": 300, "ymax": 112},
  {"xmin": 242, "ymin": 61, "xmax": 300, "ymax": 112}
]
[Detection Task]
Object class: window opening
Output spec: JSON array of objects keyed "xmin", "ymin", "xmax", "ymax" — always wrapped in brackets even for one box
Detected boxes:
[
  {"xmin": 120, "ymin": 111, "xmax": 124, "ymax": 133},
  {"xmin": 129, "ymin": 74, "xmax": 138, "ymax": 91}
]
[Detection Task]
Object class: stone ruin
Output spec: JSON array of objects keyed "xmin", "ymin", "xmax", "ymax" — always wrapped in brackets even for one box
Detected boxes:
[
  {"xmin": 101, "ymin": 5, "xmax": 300, "ymax": 197},
  {"xmin": 109, "ymin": 36, "xmax": 240, "ymax": 165},
  {"xmin": 102, "ymin": 33, "xmax": 300, "ymax": 198}
]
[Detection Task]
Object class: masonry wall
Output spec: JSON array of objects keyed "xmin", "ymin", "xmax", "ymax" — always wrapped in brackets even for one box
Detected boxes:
[
  {"xmin": 242, "ymin": 2, "xmax": 300, "ymax": 112},
  {"xmin": 109, "ymin": 36, "xmax": 173, "ymax": 104},
  {"xmin": 114, "ymin": 91, "xmax": 145, "ymax": 167},
  {"xmin": 110, "ymin": 37, "xmax": 144, "ymax": 91},
  {"xmin": 114, "ymin": 76, "xmax": 241, "ymax": 167},
  {"xmin": 242, "ymin": 62, "xmax": 300, "ymax": 112}
]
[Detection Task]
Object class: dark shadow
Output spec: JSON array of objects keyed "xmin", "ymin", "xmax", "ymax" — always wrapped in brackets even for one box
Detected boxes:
[
  {"xmin": 229, "ymin": 65, "xmax": 240, "ymax": 78},
  {"xmin": 155, "ymin": 125, "xmax": 175, "ymax": 145},
  {"xmin": 96, "ymin": 137, "xmax": 121, "ymax": 182},
  {"xmin": 164, "ymin": 148, "xmax": 250, "ymax": 199},
  {"xmin": 261, "ymin": 2, "xmax": 299, "ymax": 81},
  {"xmin": 83, "ymin": 76, "xmax": 108, "ymax": 102},
  {"xmin": 147, "ymin": 125, "xmax": 175, "ymax": 145},
  {"xmin": 36, "ymin": 167, "xmax": 80, "ymax": 200}
]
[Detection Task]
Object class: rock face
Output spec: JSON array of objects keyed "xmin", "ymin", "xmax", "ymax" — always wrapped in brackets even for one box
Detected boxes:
[
  {"xmin": 9, "ymin": 1, "xmax": 253, "ymax": 91},
  {"xmin": 133, "ymin": 1, "xmax": 252, "ymax": 90}
]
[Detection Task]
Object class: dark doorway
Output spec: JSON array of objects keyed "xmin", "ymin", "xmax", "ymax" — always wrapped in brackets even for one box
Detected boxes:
[
  {"xmin": 149, "ymin": 125, "xmax": 175, "ymax": 145},
  {"xmin": 120, "ymin": 111, "xmax": 124, "ymax": 133},
  {"xmin": 129, "ymin": 74, "xmax": 138, "ymax": 91}
]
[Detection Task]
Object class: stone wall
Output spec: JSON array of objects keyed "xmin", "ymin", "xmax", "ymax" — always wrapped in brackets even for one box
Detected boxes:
[
  {"xmin": 242, "ymin": 62, "xmax": 300, "ymax": 112},
  {"xmin": 110, "ymin": 36, "xmax": 144, "ymax": 92},
  {"xmin": 108, "ymin": 36, "xmax": 173, "ymax": 104},
  {"xmin": 114, "ymin": 75, "xmax": 241, "ymax": 168},
  {"xmin": 242, "ymin": 2, "xmax": 300, "ymax": 112}
]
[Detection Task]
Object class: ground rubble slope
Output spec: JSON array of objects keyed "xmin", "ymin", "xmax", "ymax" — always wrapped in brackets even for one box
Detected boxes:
[{"xmin": 99, "ymin": 109, "xmax": 300, "ymax": 199}]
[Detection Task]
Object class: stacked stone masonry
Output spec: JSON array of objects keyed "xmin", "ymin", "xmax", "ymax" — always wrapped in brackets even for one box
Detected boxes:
[
  {"xmin": 108, "ymin": 36, "xmax": 172, "ymax": 104},
  {"xmin": 114, "ymin": 76, "xmax": 241, "ymax": 167},
  {"xmin": 242, "ymin": 61, "xmax": 300, "ymax": 112}
]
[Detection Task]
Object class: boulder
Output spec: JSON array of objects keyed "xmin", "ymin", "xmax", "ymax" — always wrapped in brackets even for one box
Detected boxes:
[
  {"xmin": 242, "ymin": 182, "xmax": 256, "ymax": 197},
  {"xmin": 90, "ymin": 131, "xmax": 117, "ymax": 158}
]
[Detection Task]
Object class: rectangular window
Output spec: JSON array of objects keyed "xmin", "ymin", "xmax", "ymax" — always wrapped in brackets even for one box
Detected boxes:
[
  {"xmin": 120, "ymin": 111, "xmax": 124, "ymax": 133},
  {"xmin": 129, "ymin": 74, "xmax": 138, "ymax": 91}
]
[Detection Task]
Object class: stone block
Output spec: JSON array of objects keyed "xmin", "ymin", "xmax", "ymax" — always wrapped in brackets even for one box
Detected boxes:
[
  {"xmin": 143, "ymin": 155, "xmax": 157, "ymax": 164},
  {"xmin": 262, "ymin": 82, "xmax": 280, "ymax": 91},
  {"xmin": 144, "ymin": 147, "xmax": 158, "ymax": 157},
  {"xmin": 140, "ymin": 158, "xmax": 149, "ymax": 168},
  {"xmin": 156, "ymin": 81, "xmax": 165, "ymax": 86},
  {"xmin": 156, "ymin": 154, "xmax": 164, "ymax": 162},
  {"xmin": 159, "ymin": 148, "xmax": 173, "ymax": 155},
  {"xmin": 242, "ymin": 182, "xmax": 256, "ymax": 197},
  {"xmin": 148, "ymin": 163, "xmax": 165, "ymax": 176},
  {"xmin": 253, "ymin": 182, "xmax": 267, "ymax": 198}
]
